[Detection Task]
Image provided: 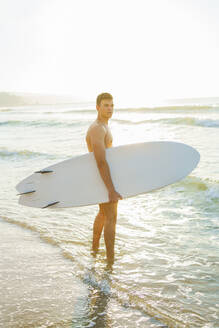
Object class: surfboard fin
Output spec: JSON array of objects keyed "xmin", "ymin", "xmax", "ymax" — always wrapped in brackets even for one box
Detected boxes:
[
  {"xmin": 17, "ymin": 190, "xmax": 36, "ymax": 195},
  {"xmin": 42, "ymin": 201, "xmax": 60, "ymax": 208},
  {"xmin": 35, "ymin": 170, "xmax": 53, "ymax": 174}
]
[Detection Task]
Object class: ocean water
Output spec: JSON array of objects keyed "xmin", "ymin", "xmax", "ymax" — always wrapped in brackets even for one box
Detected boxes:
[{"xmin": 0, "ymin": 100, "xmax": 219, "ymax": 327}]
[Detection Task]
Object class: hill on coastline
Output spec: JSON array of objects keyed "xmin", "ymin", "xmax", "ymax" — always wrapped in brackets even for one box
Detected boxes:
[{"xmin": 0, "ymin": 92, "xmax": 82, "ymax": 107}]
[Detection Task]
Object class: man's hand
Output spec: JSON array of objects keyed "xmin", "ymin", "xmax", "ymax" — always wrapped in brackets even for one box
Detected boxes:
[{"xmin": 108, "ymin": 189, "xmax": 123, "ymax": 203}]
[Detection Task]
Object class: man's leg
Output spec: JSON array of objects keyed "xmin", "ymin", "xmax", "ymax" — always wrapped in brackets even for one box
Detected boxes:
[
  {"xmin": 92, "ymin": 205, "xmax": 105, "ymax": 254},
  {"xmin": 102, "ymin": 201, "xmax": 118, "ymax": 265}
]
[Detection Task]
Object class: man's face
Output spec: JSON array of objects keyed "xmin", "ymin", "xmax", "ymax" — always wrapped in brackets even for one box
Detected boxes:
[{"xmin": 96, "ymin": 99, "xmax": 114, "ymax": 118}]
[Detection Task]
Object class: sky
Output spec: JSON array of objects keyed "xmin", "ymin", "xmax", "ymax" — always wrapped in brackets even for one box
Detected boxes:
[{"xmin": 0, "ymin": 0, "xmax": 219, "ymax": 106}]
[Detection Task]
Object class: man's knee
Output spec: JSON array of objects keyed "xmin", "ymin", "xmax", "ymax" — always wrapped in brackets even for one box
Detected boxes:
[
  {"xmin": 104, "ymin": 211, "xmax": 117, "ymax": 224},
  {"xmin": 98, "ymin": 209, "xmax": 105, "ymax": 219}
]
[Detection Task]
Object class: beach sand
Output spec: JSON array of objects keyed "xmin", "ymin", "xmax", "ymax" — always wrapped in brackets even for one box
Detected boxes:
[
  {"xmin": 0, "ymin": 219, "xmax": 88, "ymax": 328},
  {"xmin": 0, "ymin": 219, "xmax": 165, "ymax": 328}
]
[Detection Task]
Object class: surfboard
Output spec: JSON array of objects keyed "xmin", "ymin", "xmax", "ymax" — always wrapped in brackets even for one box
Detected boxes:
[{"xmin": 15, "ymin": 141, "xmax": 200, "ymax": 208}]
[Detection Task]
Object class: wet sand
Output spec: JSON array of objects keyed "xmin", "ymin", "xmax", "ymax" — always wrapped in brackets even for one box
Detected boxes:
[
  {"xmin": 0, "ymin": 219, "xmax": 166, "ymax": 328},
  {"xmin": 0, "ymin": 219, "xmax": 88, "ymax": 328}
]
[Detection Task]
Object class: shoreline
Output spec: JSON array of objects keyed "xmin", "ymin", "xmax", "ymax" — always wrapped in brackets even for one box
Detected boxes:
[
  {"xmin": 0, "ymin": 218, "xmax": 88, "ymax": 328},
  {"xmin": 0, "ymin": 218, "xmax": 167, "ymax": 328}
]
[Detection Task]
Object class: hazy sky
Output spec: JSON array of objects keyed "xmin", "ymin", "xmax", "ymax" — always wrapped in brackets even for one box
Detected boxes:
[{"xmin": 0, "ymin": 0, "xmax": 219, "ymax": 105}]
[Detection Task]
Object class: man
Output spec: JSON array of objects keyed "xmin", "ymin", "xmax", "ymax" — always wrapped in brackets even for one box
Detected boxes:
[{"xmin": 85, "ymin": 92, "xmax": 123, "ymax": 266}]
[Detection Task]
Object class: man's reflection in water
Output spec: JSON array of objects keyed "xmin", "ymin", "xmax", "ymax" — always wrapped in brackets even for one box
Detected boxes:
[
  {"xmin": 72, "ymin": 265, "xmax": 114, "ymax": 328},
  {"xmin": 84, "ymin": 265, "xmax": 113, "ymax": 328}
]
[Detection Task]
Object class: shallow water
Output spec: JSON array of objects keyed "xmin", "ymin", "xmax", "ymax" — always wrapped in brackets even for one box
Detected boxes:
[{"xmin": 0, "ymin": 101, "xmax": 219, "ymax": 327}]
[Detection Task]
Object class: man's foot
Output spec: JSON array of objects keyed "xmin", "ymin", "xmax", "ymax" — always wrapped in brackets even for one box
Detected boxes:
[
  {"xmin": 106, "ymin": 255, "xmax": 114, "ymax": 269},
  {"xmin": 105, "ymin": 262, "xmax": 113, "ymax": 273},
  {"xmin": 91, "ymin": 248, "xmax": 98, "ymax": 258}
]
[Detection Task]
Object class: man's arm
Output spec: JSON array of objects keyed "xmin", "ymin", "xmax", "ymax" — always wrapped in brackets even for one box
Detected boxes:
[{"xmin": 90, "ymin": 125, "xmax": 116, "ymax": 193}]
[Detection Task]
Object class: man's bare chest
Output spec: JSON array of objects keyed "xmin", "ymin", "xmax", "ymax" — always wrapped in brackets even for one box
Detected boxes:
[{"xmin": 86, "ymin": 124, "xmax": 113, "ymax": 150}]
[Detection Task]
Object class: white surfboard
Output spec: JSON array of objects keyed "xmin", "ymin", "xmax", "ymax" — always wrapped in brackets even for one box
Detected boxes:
[{"xmin": 15, "ymin": 141, "xmax": 200, "ymax": 208}]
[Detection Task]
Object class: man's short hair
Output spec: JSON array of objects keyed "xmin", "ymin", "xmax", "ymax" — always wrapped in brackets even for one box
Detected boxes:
[{"xmin": 96, "ymin": 92, "xmax": 113, "ymax": 106}]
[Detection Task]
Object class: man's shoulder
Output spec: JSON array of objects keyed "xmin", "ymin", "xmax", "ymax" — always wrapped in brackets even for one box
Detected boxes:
[{"xmin": 88, "ymin": 121, "xmax": 106, "ymax": 134}]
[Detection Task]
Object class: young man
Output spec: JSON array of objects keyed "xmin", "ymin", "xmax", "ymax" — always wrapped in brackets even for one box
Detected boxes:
[{"xmin": 85, "ymin": 92, "xmax": 123, "ymax": 266}]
